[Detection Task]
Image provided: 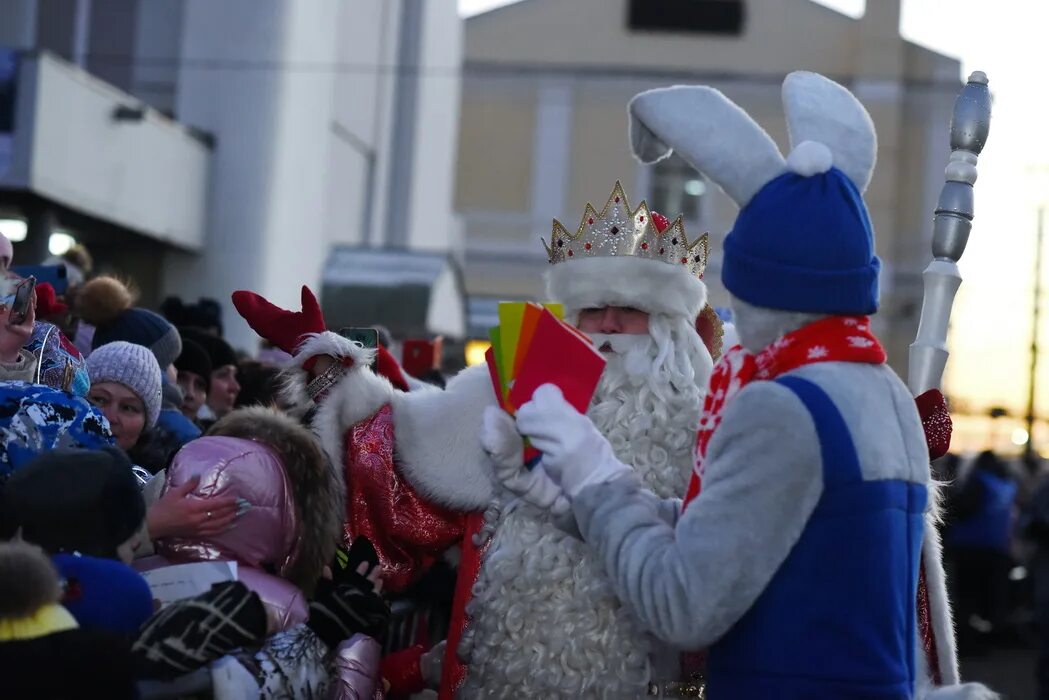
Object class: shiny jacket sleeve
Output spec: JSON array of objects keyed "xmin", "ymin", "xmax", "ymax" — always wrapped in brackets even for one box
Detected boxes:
[{"xmin": 329, "ymin": 634, "xmax": 383, "ymax": 700}]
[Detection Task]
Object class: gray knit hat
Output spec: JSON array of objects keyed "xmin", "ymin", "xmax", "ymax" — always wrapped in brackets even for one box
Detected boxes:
[{"xmin": 85, "ymin": 341, "xmax": 163, "ymax": 427}]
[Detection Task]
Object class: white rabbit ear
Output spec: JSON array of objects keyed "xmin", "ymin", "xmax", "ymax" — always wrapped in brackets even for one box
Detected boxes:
[
  {"xmin": 629, "ymin": 85, "xmax": 786, "ymax": 206},
  {"xmin": 781, "ymin": 71, "xmax": 877, "ymax": 192}
]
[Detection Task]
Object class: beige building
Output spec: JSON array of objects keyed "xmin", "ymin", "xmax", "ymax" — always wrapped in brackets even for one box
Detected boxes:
[{"xmin": 455, "ymin": 0, "xmax": 962, "ymax": 372}]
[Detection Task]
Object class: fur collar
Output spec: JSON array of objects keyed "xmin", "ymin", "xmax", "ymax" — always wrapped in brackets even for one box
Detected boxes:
[
  {"xmin": 207, "ymin": 407, "xmax": 343, "ymax": 595},
  {"xmin": 307, "ymin": 363, "xmax": 496, "ymax": 513}
]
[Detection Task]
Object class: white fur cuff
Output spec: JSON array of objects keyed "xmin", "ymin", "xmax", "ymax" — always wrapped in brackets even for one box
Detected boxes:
[{"xmin": 545, "ymin": 256, "xmax": 707, "ymax": 320}]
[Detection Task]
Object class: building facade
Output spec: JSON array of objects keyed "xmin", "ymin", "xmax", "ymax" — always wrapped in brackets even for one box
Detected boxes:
[{"xmin": 0, "ymin": 0, "xmax": 466, "ymax": 353}]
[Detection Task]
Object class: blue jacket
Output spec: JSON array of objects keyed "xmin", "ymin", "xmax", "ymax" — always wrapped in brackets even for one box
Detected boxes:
[
  {"xmin": 157, "ymin": 408, "xmax": 202, "ymax": 445},
  {"xmin": 946, "ymin": 468, "xmax": 1017, "ymax": 552}
]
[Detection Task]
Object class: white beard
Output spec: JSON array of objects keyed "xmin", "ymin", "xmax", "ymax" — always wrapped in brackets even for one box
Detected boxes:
[{"xmin": 459, "ymin": 314, "xmax": 709, "ymax": 698}]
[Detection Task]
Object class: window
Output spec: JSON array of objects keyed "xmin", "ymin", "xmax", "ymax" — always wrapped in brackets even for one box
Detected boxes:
[
  {"xmin": 628, "ymin": 0, "xmax": 746, "ymax": 36},
  {"xmin": 0, "ymin": 49, "xmax": 17, "ymax": 134},
  {"xmin": 647, "ymin": 154, "xmax": 705, "ymax": 223}
]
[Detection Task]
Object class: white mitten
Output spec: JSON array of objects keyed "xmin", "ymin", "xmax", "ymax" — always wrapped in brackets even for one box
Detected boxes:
[
  {"xmin": 481, "ymin": 406, "xmax": 570, "ymax": 515},
  {"xmin": 515, "ymin": 384, "xmax": 630, "ymax": 498}
]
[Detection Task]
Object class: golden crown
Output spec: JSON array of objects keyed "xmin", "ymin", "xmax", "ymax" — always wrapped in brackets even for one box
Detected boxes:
[{"xmin": 542, "ymin": 181, "xmax": 709, "ymax": 279}]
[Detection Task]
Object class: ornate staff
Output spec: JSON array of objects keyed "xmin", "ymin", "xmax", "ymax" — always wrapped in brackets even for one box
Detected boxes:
[
  {"xmin": 908, "ymin": 71, "xmax": 992, "ymax": 395},
  {"xmin": 907, "ymin": 71, "xmax": 993, "ymax": 690}
]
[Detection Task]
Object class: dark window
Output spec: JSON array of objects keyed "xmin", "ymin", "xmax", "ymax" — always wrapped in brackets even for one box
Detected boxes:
[
  {"xmin": 628, "ymin": 0, "xmax": 745, "ymax": 36},
  {"xmin": 0, "ymin": 48, "xmax": 18, "ymax": 134}
]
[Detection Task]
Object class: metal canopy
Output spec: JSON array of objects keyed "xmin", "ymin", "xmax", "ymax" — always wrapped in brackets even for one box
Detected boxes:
[{"xmin": 321, "ymin": 246, "xmax": 466, "ymax": 340}]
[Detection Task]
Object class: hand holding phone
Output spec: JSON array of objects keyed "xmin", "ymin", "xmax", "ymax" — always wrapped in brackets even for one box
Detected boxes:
[
  {"xmin": 0, "ymin": 276, "xmax": 35, "ymax": 363},
  {"xmin": 10, "ymin": 276, "xmax": 36, "ymax": 325}
]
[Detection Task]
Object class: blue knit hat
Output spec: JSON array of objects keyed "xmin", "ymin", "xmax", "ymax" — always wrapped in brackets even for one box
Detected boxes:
[
  {"xmin": 629, "ymin": 72, "xmax": 881, "ymax": 316},
  {"xmin": 722, "ymin": 166, "xmax": 880, "ymax": 314},
  {"xmin": 92, "ymin": 308, "xmax": 181, "ymax": 367}
]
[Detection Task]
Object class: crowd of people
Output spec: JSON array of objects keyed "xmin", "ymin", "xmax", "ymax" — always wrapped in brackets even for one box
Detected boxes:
[
  {"xmin": 0, "ymin": 70, "xmax": 1015, "ymax": 699},
  {"xmin": 0, "ymin": 240, "xmax": 448, "ymax": 698}
]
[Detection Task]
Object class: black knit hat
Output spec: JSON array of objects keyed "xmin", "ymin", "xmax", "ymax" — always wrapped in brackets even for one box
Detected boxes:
[
  {"xmin": 0, "ymin": 447, "xmax": 145, "ymax": 560},
  {"xmin": 161, "ymin": 297, "xmax": 224, "ymax": 337},
  {"xmin": 180, "ymin": 328, "xmax": 237, "ymax": 370},
  {"xmin": 175, "ymin": 339, "xmax": 213, "ymax": 391}
]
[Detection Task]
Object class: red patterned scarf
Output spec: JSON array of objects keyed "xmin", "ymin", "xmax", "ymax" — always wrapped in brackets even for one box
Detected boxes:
[{"xmin": 683, "ymin": 315, "xmax": 885, "ymax": 508}]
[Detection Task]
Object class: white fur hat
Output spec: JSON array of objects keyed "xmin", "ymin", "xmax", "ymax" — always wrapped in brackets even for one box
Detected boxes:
[{"xmin": 543, "ymin": 182, "xmax": 708, "ymax": 320}]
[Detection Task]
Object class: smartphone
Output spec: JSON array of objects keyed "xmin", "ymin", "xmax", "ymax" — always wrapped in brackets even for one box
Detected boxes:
[
  {"xmin": 339, "ymin": 327, "xmax": 379, "ymax": 370},
  {"xmin": 9, "ymin": 276, "xmax": 35, "ymax": 325}
]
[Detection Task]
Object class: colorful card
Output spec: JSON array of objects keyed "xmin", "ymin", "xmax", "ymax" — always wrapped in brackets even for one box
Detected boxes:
[
  {"xmin": 484, "ymin": 346, "xmax": 507, "ymax": 411},
  {"xmin": 507, "ymin": 309, "xmax": 606, "ymax": 415},
  {"xmin": 497, "ymin": 302, "xmax": 528, "ymax": 377},
  {"xmin": 487, "ymin": 327, "xmax": 508, "ymax": 402},
  {"xmin": 512, "ymin": 303, "xmax": 544, "ymax": 378},
  {"xmin": 485, "ymin": 302, "xmax": 600, "ymax": 468}
]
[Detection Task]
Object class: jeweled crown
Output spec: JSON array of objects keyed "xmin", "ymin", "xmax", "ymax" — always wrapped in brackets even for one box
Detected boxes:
[{"xmin": 542, "ymin": 181, "xmax": 709, "ymax": 279}]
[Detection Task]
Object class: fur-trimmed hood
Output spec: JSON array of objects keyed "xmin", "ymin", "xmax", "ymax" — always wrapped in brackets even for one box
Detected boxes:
[
  {"xmin": 272, "ymin": 329, "xmax": 497, "ymax": 513},
  {"xmin": 298, "ymin": 361, "xmax": 497, "ymax": 513},
  {"xmin": 158, "ymin": 407, "xmax": 343, "ymax": 595},
  {"xmin": 207, "ymin": 407, "xmax": 343, "ymax": 594},
  {"xmin": 279, "ymin": 332, "xmax": 409, "ymax": 419}
]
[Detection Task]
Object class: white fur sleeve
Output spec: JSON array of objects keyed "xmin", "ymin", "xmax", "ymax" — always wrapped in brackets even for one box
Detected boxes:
[
  {"xmin": 391, "ymin": 364, "xmax": 498, "ymax": 512},
  {"xmin": 572, "ymin": 381, "xmax": 823, "ymax": 649}
]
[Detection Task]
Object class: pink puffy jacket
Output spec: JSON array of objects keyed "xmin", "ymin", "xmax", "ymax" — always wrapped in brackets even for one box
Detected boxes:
[{"xmin": 152, "ymin": 436, "xmax": 309, "ymax": 630}]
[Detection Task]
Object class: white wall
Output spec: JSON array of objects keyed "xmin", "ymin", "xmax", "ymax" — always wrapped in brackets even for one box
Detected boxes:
[
  {"xmin": 325, "ymin": 0, "xmax": 400, "ymax": 248},
  {"xmin": 404, "ymin": 0, "xmax": 463, "ymax": 254},
  {"xmin": 165, "ymin": 0, "xmax": 337, "ymax": 352},
  {"xmin": 131, "ymin": 0, "xmax": 184, "ymax": 113}
]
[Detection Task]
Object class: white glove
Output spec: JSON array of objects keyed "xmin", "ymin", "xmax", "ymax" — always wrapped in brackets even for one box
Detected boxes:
[
  {"xmin": 481, "ymin": 406, "xmax": 570, "ymax": 516},
  {"xmin": 515, "ymin": 384, "xmax": 630, "ymax": 498}
]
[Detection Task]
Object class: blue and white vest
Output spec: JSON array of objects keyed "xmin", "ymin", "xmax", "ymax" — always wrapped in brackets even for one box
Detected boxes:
[{"xmin": 707, "ymin": 376, "xmax": 927, "ymax": 699}]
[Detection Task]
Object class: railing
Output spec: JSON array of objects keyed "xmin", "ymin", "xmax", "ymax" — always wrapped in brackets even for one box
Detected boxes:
[{"xmin": 384, "ymin": 598, "xmax": 451, "ymax": 655}]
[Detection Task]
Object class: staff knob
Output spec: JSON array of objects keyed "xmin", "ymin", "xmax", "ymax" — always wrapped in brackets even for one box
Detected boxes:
[{"xmin": 950, "ymin": 71, "xmax": 991, "ymax": 157}]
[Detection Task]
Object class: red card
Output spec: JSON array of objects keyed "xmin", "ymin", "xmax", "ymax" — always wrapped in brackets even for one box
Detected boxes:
[
  {"xmin": 484, "ymin": 347, "xmax": 508, "ymax": 410},
  {"xmin": 507, "ymin": 309, "xmax": 606, "ymax": 414}
]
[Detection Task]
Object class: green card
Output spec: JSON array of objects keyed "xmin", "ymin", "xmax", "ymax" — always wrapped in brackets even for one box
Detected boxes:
[{"xmin": 497, "ymin": 302, "xmax": 528, "ymax": 380}]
